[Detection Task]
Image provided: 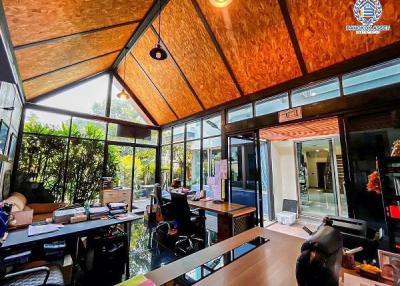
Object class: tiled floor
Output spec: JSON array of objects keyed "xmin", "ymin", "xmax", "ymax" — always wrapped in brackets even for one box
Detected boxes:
[
  {"xmin": 128, "ymin": 216, "xmax": 218, "ymax": 278},
  {"xmin": 266, "ymin": 217, "xmax": 322, "ymax": 239}
]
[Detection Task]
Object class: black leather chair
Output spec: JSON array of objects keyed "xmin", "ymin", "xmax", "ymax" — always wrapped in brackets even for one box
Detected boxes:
[
  {"xmin": 296, "ymin": 225, "xmax": 343, "ymax": 286},
  {"xmin": 170, "ymin": 191, "xmax": 205, "ymax": 255},
  {"xmin": 154, "ymin": 184, "xmax": 173, "ymax": 221},
  {"xmin": 0, "ymin": 262, "xmax": 64, "ymax": 286}
]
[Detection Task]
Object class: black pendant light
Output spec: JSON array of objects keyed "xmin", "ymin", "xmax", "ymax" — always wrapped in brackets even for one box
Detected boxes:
[{"xmin": 150, "ymin": 0, "xmax": 167, "ymax": 61}]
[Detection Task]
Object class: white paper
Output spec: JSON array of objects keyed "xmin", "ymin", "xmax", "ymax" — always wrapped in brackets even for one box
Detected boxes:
[{"xmin": 28, "ymin": 224, "xmax": 60, "ymax": 236}]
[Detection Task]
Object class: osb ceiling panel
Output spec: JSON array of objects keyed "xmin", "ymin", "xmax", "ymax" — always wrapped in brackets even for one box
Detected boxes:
[
  {"xmin": 24, "ymin": 52, "xmax": 118, "ymax": 100},
  {"xmin": 3, "ymin": 0, "xmax": 153, "ymax": 47},
  {"xmin": 260, "ymin": 117, "xmax": 339, "ymax": 141},
  {"xmin": 287, "ymin": 0, "xmax": 400, "ymax": 72},
  {"xmin": 132, "ymin": 29, "xmax": 203, "ymax": 118},
  {"xmin": 16, "ymin": 23, "xmax": 138, "ymax": 81},
  {"xmin": 117, "ymin": 55, "xmax": 177, "ymax": 125},
  {"xmin": 197, "ymin": 0, "xmax": 302, "ymax": 95},
  {"xmin": 155, "ymin": 0, "xmax": 241, "ymax": 108}
]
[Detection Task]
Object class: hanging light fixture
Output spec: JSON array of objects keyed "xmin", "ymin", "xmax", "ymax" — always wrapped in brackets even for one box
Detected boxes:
[
  {"xmin": 209, "ymin": 0, "xmax": 232, "ymax": 8},
  {"xmin": 149, "ymin": 0, "xmax": 167, "ymax": 60},
  {"xmin": 117, "ymin": 53, "xmax": 130, "ymax": 100}
]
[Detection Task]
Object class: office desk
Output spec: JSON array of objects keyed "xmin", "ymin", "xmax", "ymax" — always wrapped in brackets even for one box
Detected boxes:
[
  {"xmin": 145, "ymin": 227, "xmax": 303, "ymax": 286},
  {"xmin": 150, "ymin": 194, "xmax": 256, "ymax": 240},
  {"xmin": 0, "ymin": 214, "xmax": 140, "ymax": 279}
]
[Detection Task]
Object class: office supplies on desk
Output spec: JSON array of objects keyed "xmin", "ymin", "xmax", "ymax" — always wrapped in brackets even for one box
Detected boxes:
[
  {"xmin": 53, "ymin": 207, "xmax": 85, "ymax": 223},
  {"xmin": 89, "ymin": 206, "xmax": 109, "ymax": 220},
  {"xmin": 28, "ymin": 224, "xmax": 60, "ymax": 236}
]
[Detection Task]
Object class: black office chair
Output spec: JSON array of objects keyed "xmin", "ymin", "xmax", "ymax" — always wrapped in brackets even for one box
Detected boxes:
[
  {"xmin": 170, "ymin": 192, "xmax": 205, "ymax": 255},
  {"xmin": 325, "ymin": 216, "xmax": 382, "ymax": 262},
  {"xmin": 296, "ymin": 225, "xmax": 343, "ymax": 286},
  {"xmin": 154, "ymin": 184, "xmax": 173, "ymax": 221},
  {"xmin": 0, "ymin": 261, "xmax": 64, "ymax": 286}
]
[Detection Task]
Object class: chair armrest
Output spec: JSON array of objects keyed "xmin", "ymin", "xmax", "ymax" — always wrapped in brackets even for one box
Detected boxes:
[{"xmin": 4, "ymin": 266, "xmax": 50, "ymax": 285}]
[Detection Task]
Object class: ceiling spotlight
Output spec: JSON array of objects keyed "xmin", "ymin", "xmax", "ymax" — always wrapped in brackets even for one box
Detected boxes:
[
  {"xmin": 209, "ymin": 0, "xmax": 232, "ymax": 8},
  {"xmin": 150, "ymin": 0, "xmax": 168, "ymax": 61}
]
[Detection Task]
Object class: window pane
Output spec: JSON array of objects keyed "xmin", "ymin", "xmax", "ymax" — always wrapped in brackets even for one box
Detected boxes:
[
  {"xmin": 136, "ymin": 130, "xmax": 158, "ymax": 146},
  {"xmin": 106, "ymin": 145, "xmax": 133, "ymax": 190},
  {"xmin": 203, "ymin": 115, "xmax": 221, "ymax": 137},
  {"xmin": 228, "ymin": 104, "xmax": 253, "ymax": 123},
  {"xmin": 343, "ymin": 58, "xmax": 400, "ymax": 95},
  {"xmin": 0, "ymin": 82, "xmax": 17, "ymax": 124},
  {"xmin": 24, "ymin": 109, "xmax": 70, "ymax": 135},
  {"xmin": 202, "ymin": 137, "xmax": 221, "ymax": 194},
  {"xmin": 65, "ymin": 138, "xmax": 105, "ymax": 204},
  {"xmin": 291, "ymin": 78, "xmax": 340, "ymax": 107},
  {"xmin": 173, "ymin": 125, "xmax": 185, "ymax": 143},
  {"xmin": 133, "ymin": 147, "xmax": 156, "ymax": 210},
  {"xmin": 172, "ymin": 143, "xmax": 184, "ymax": 182},
  {"xmin": 161, "ymin": 145, "xmax": 171, "ymax": 190},
  {"xmin": 110, "ymin": 77, "xmax": 149, "ymax": 124},
  {"xmin": 186, "ymin": 120, "xmax": 201, "ymax": 140},
  {"xmin": 186, "ymin": 140, "xmax": 201, "ymax": 189},
  {"xmin": 17, "ymin": 134, "xmax": 68, "ymax": 202},
  {"xmin": 255, "ymin": 93, "xmax": 289, "ymax": 116},
  {"xmin": 162, "ymin": 128, "xmax": 172, "ymax": 145},
  {"xmin": 36, "ymin": 74, "xmax": 109, "ymax": 116},
  {"xmin": 70, "ymin": 118, "xmax": 106, "ymax": 140},
  {"xmin": 107, "ymin": 123, "xmax": 135, "ymax": 143}
]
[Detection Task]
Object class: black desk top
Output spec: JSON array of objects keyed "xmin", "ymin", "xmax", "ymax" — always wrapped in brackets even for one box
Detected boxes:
[{"xmin": 0, "ymin": 214, "xmax": 140, "ymax": 250}]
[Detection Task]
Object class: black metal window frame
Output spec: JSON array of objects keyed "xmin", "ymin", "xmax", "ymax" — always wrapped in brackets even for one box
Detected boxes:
[
  {"xmin": 13, "ymin": 72, "xmax": 161, "ymax": 195},
  {"xmin": 161, "ymin": 113, "xmax": 222, "ymax": 190}
]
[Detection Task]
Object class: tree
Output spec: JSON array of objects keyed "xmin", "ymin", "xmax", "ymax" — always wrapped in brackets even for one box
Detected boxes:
[{"xmin": 18, "ymin": 114, "xmax": 118, "ymax": 204}]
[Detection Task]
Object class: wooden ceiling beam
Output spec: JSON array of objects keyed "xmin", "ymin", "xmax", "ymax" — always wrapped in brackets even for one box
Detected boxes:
[
  {"xmin": 113, "ymin": 71, "xmax": 159, "ymax": 126},
  {"xmin": 112, "ymin": 0, "xmax": 170, "ymax": 69},
  {"xmin": 161, "ymin": 41, "xmax": 400, "ymax": 127},
  {"xmin": 149, "ymin": 25, "xmax": 205, "ymax": 111},
  {"xmin": 277, "ymin": 0, "xmax": 308, "ymax": 75},
  {"xmin": 0, "ymin": 0, "xmax": 25, "ymax": 100},
  {"xmin": 29, "ymin": 71, "xmax": 109, "ymax": 103},
  {"xmin": 13, "ymin": 21, "xmax": 140, "ymax": 51},
  {"xmin": 190, "ymin": 0, "xmax": 244, "ymax": 97},
  {"xmin": 23, "ymin": 50, "xmax": 121, "ymax": 82},
  {"xmin": 129, "ymin": 52, "xmax": 179, "ymax": 120}
]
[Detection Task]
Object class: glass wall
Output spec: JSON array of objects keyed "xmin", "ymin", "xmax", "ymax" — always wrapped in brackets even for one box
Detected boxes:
[
  {"xmin": 161, "ymin": 114, "xmax": 221, "ymax": 192},
  {"xmin": 291, "ymin": 78, "xmax": 341, "ymax": 107},
  {"xmin": 16, "ymin": 74, "xmax": 159, "ymax": 207},
  {"xmin": 225, "ymin": 58, "xmax": 400, "ymax": 125}
]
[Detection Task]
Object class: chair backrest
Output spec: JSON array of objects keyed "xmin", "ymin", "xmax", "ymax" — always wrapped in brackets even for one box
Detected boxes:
[
  {"xmin": 282, "ymin": 199, "xmax": 298, "ymax": 213},
  {"xmin": 170, "ymin": 191, "xmax": 192, "ymax": 232},
  {"xmin": 154, "ymin": 184, "xmax": 163, "ymax": 208}
]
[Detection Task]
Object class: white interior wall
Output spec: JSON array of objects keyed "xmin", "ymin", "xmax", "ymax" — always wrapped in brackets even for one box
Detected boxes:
[{"xmin": 271, "ymin": 140, "xmax": 298, "ymax": 213}]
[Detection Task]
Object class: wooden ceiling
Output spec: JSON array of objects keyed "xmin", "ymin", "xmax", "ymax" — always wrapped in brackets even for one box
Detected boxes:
[
  {"xmin": 3, "ymin": 0, "xmax": 400, "ymax": 125},
  {"xmin": 2, "ymin": 0, "xmax": 153, "ymax": 99},
  {"xmin": 260, "ymin": 117, "xmax": 340, "ymax": 141}
]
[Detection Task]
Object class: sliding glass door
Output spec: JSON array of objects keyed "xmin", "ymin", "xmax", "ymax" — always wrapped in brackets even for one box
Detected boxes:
[
  {"xmin": 295, "ymin": 138, "xmax": 339, "ymax": 217},
  {"xmin": 106, "ymin": 144, "xmax": 156, "ymax": 213},
  {"xmin": 228, "ymin": 132, "xmax": 263, "ymax": 226}
]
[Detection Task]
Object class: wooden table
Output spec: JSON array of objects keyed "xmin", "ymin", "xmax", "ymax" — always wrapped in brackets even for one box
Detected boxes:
[
  {"xmin": 0, "ymin": 214, "xmax": 140, "ymax": 279},
  {"xmin": 145, "ymin": 227, "xmax": 304, "ymax": 286},
  {"xmin": 150, "ymin": 193, "xmax": 256, "ymax": 240}
]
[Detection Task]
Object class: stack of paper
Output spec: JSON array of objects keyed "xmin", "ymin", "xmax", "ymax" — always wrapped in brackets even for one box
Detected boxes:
[{"xmin": 28, "ymin": 224, "xmax": 62, "ymax": 236}]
